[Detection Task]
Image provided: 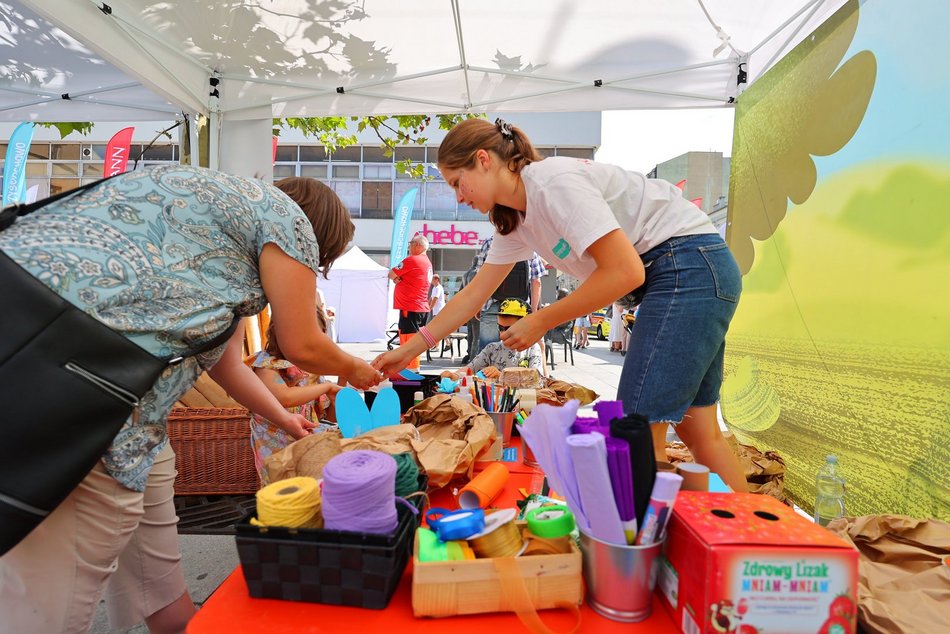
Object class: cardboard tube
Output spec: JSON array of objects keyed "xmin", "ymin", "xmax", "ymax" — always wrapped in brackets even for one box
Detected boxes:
[
  {"xmin": 676, "ymin": 462, "xmax": 710, "ymax": 492},
  {"xmin": 656, "ymin": 461, "xmax": 678, "ymax": 474},
  {"xmin": 458, "ymin": 462, "xmax": 510, "ymax": 509}
]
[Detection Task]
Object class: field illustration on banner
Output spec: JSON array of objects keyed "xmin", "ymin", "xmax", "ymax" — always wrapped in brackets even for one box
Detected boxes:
[{"xmin": 724, "ymin": 0, "xmax": 950, "ymax": 520}]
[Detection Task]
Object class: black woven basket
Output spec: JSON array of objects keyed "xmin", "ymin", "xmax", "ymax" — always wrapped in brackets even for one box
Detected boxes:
[{"xmin": 235, "ymin": 503, "xmax": 415, "ymax": 609}]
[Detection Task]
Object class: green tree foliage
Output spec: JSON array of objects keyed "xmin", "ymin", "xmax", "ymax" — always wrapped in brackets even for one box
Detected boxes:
[
  {"xmin": 34, "ymin": 122, "xmax": 94, "ymax": 138},
  {"xmin": 274, "ymin": 114, "xmax": 483, "ymax": 179}
]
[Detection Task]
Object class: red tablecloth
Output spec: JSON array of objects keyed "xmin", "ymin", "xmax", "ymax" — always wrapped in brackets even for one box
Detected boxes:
[{"xmin": 186, "ymin": 465, "xmax": 678, "ymax": 633}]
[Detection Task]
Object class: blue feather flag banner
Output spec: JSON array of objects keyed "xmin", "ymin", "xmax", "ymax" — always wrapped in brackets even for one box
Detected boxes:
[
  {"xmin": 389, "ymin": 187, "xmax": 418, "ymax": 266},
  {"xmin": 3, "ymin": 122, "xmax": 35, "ymax": 208}
]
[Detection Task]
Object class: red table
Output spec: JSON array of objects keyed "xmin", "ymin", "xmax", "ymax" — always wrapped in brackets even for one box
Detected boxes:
[{"xmin": 187, "ymin": 458, "xmax": 678, "ymax": 633}]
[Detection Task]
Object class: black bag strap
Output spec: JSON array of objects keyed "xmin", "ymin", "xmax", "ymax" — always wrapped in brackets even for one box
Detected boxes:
[
  {"xmin": 0, "ymin": 174, "xmax": 121, "ymax": 231},
  {"xmin": 0, "ymin": 174, "xmax": 242, "ymax": 363}
]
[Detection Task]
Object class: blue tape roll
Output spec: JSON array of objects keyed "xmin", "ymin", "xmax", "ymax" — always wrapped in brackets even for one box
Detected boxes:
[{"xmin": 425, "ymin": 507, "xmax": 486, "ymax": 542}]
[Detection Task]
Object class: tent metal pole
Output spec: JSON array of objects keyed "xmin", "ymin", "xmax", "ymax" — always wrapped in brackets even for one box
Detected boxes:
[
  {"xmin": 748, "ymin": 0, "xmax": 825, "ymax": 57},
  {"xmin": 80, "ymin": 0, "xmax": 210, "ymax": 111},
  {"xmin": 189, "ymin": 113, "xmax": 200, "ymax": 167},
  {"xmin": 759, "ymin": 0, "xmax": 826, "ymax": 74},
  {"xmin": 208, "ymin": 112, "xmax": 219, "ymax": 171},
  {"xmin": 450, "ymin": 0, "xmax": 473, "ymax": 109},
  {"xmin": 220, "ymin": 66, "xmax": 460, "ymax": 92}
]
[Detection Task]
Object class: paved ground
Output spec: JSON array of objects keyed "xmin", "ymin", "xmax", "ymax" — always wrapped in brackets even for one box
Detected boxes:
[{"xmin": 91, "ymin": 336, "xmax": 629, "ymax": 633}]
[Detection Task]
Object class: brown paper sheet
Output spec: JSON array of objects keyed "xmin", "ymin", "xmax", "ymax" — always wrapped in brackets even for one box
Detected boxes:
[
  {"xmin": 535, "ymin": 379, "xmax": 599, "ymax": 407},
  {"xmin": 826, "ymin": 515, "xmax": 950, "ymax": 634},
  {"xmin": 666, "ymin": 440, "xmax": 788, "ymax": 502}
]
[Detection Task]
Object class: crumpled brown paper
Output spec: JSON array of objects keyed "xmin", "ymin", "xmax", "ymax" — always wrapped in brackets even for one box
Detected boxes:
[
  {"xmin": 263, "ymin": 425, "xmax": 418, "ymax": 484},
  {"xmin": 265, "ymin": 395, "xmax": 496, "ymax": 490},
  {"xmin": 536, "ymin": 378, "xmax": 598, "ymax": 407},
  {"xmin": 825, "ymin": 515, "xmax": 950, "ymax": 634},
  {"xmin": 402, "ymin": 394, "xmax": 496, "ymax": 488},
  {"xmin": 666, "ymin": 438, "xmax": 787, "ymax": 502}
]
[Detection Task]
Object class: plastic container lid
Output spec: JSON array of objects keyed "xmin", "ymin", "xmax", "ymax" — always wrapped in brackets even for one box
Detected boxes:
[{"xmin": 413, "ymin": 391, "xmax": 424, "ymax": 402}]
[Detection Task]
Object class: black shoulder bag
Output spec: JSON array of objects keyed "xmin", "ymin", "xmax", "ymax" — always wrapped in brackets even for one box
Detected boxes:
[{"xmin": 0, "ymin": 179, "xmax": 238, "ymax": 556}]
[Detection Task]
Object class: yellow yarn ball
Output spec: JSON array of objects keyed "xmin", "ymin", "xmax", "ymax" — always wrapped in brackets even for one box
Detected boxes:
[{"xmin": 251, "ymin": 477, "xmax": 323, "ymax": 529}]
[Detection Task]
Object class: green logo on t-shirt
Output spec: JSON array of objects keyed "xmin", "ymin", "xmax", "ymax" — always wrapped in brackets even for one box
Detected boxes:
[{"xmin": 552, "ymin": 238, "xmax": 571, "ymax": 259}]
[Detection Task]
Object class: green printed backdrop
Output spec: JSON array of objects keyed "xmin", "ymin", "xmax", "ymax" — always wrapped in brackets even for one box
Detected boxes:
[{"xmin": 724, "ymin": 0, "xmax": 949, "ymax": 520}]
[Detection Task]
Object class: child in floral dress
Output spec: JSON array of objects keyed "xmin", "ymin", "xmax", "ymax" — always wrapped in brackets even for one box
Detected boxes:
[{"xmin": 249, "ymin": 310, "xmax": 342, "ymax": 483}]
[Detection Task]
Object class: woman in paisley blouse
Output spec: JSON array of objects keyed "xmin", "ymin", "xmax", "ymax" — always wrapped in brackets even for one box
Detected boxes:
[{"xmin": 0, "ymin": 165, "xmax": 382, "ymax": 633}]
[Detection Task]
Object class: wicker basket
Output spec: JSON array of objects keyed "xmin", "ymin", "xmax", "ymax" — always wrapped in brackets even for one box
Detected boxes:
[{"xmin": 167, "ymin": 407, "xmax": 260, "ymax": 495}]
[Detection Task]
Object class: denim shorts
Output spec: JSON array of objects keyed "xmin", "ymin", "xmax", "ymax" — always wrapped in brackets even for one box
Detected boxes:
[{"xmin": 617, "ymin": 234, "xmax": 742, "ymax": 424}]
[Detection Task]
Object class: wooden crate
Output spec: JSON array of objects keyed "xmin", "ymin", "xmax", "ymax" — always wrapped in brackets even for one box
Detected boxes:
[{"xmin": 411, "ymin": 522, "xmax": 582, "ymax": 617}]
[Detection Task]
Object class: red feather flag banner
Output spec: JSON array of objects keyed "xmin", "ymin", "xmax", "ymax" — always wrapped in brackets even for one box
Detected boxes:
[
  {"xmin": 690, "ymin": 197, "xmax": 704, "ymax": 208},
  {"xmin": 674, "ymin": 179, "xmax": 687, "ymax": 190},
  {"xmin": 104, "ymin": 127, "xmax": 134, "ymax": 177},
  {"xmin": 272, "ymin": 136, "xmax": 278, "ymax": 164}
]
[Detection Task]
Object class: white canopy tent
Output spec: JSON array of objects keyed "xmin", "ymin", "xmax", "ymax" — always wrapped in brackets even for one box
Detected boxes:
[
  {"xmin": 0, "ymin": 2, "xmax": 181, "ymax": 121},
  {"xmin": 6, "ymin": 0, "xmax": 847, "ymax": 124},
  {"xmin": 317, "ymin": 246, "xmax": 390, "ymax": 343}
]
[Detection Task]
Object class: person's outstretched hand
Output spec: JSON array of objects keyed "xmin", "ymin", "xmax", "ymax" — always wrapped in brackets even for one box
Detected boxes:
[
  {"xmin": 278, "ymin": 413, "xmax": 316, "ymax": 440},
  {"xmin": 372, "ymin": 347, "xmax": 414, "ymax": 377},
  {"xmin": 482, "ymin": 365, "xmax": 501, "ymax": 379},
  {"xmin": 345, "ymin": 358, "xmax": 385, "ymax": 390},
  {"xmin": 499, "ymin": 315, "xmax": 546, "ymax": 351}
]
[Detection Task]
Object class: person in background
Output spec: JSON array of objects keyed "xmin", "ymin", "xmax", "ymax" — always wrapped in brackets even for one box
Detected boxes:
[
  {"xmin": 374, "ymin": 117, "xmax": 746, "ymax": 493},
  {"xmin": 608, "ymin": 302, "xmax": 624, "ymax": 352},
  {"xmin": 440, "ymin": 298, "xmax": 542, "ymax": 380},
  {"xmin": 429, "ymin": 273, "xmax": 446, "ymax": 316},
  {"xmin": 470, "ymin": 235, "xmax": 546, "ymax": 356},
  {"xmin": 315, "ymin": 286, "xmax": 337, "ymax": 343},
  {"xmin": 248, "ymin": 307, "xmax": 343, "ymax": 484},
  {"xmin": 389, "ymin": 233, "xmax": 433, "ymax": 371},
  {"xmin": 573, "ymin": 311, "xmax": 591, "ymax": 349},
  {"xmin": 0, "ymin": 167, "xmax": 383, "ymax": 634}
]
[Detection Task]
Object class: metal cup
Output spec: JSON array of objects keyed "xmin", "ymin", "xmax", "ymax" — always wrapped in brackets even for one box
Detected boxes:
[
  {"xmin": 578, "ymin": 529, "xmax": 664, "ymax": 622},
  {"xmin": 486, "ymin": 411, "xmax": 515, "ymax": 447}
]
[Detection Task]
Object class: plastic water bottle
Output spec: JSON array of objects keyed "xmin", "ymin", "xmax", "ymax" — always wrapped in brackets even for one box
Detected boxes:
[{"xmin": 814, "ymin": 455, "xmax": 846, "ymax": 526}]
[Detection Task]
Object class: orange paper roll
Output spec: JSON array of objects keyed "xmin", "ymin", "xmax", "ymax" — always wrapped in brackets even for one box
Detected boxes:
[{"xmin": 458, "ymin": 462, "xmax": 510, "ymax": 509}]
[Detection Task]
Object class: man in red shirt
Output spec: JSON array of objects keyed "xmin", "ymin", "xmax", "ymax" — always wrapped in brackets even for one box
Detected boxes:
[{"xmin": 389, "ymin": 233, "xmax": 433, "ymax": 370}]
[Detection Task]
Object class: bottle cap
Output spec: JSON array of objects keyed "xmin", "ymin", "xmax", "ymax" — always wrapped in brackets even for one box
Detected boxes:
[{"xmin": 413, "ymin": 390, "xmax": 424, "ymax": 402}]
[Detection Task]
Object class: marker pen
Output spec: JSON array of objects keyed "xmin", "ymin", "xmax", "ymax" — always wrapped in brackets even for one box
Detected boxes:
[{"xmin": 635, "ymin": 472, "xmax": 683, "ymax": 545}]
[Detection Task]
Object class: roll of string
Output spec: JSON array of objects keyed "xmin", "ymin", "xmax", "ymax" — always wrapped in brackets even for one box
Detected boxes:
[
  {"xmin": 251, "ymin": 477, "xmax": 322, "ymax": 529},
  {"xmin": 322, "ymin": 450, "xmax": 398, "ymax": 535},
  {"xmin": 469, "ymin": 511, "xmax": 524, "ymax": 558},
  {"xmin": 392, "ymin": 452, "xmax": 420, "ymax": 497}
]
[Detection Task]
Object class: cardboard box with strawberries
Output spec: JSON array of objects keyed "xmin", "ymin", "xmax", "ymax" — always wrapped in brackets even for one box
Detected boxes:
[{"xmin": 658, "ymin": 492, "xmax": 859, "ymax": 634}]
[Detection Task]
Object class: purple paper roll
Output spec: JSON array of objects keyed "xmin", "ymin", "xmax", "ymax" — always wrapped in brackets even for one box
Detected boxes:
[
  {"xmin": 593, "ymin": 400, "xmax": 625, "ymax": 427},
  {"xmin": 606, "ymin": 437, "xmax": 635, "ymax": 522},
  {"xmin": 571, "ymin": 416, "xmax": 608, "ymax": 435}
]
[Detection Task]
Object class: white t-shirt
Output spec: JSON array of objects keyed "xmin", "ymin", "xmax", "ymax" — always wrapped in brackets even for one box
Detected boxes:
[
  {"xmin": 430, "ymin": 283, "xmax": 446, "ymax": 315},
  {"xmin": 485, "ymin": 157, "xmax": 718, "ymax": 282}
]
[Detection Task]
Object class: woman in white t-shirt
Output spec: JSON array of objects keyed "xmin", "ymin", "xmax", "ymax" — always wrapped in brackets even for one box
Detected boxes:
[{"xmin": 374, "ymin": 118, "xmax": 745, "ymax": 492}]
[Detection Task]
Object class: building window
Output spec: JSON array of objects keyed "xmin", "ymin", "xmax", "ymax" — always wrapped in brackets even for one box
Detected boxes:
[
  {"xmin": 363, "ymin": 164, "xmax": 394, "ymax": 180},
  {"xmin": 275, "ymin": 145, "xmax": 299, "ymax": 162},
  {"xmin": 362, "ymin": 146, "xmax": 392, "ymax": 163},
  {"xmin": 424, "ymin": 181, "xmax": 457, "ymax": 220},
  {"xmin": 300, "ymin": 164, "xmax": 327, "ymax": 179},
  {"xmin": 361, "ymin": 181, "xmax": 393, "ymax": 219},
  {"xmin": 298, "ymin": 146, "xmax": 326, "ymax": 162},
  {"xmin": 394, "ymin": 181, "xmax": 424, "ymax": 220},
  {"xmin": 331, "ymin": 164, "xmax": 360, "ymax": 179},
  {"xmin": 273, "ymin": 164, "xmax": 296, "ymax": 179},
  {"xmin": 331, "ymin": 181, "xmax": 362, "ymax": 216},
  {"xmin": 327, "ymin": 146, "xmax": 361, "ymax": 162}
]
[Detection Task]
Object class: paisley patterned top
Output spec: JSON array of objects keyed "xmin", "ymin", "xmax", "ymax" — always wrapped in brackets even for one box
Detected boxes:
[{"xmin": 0, "ymin": 165, "xmax": 320, "ymax": 491}]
